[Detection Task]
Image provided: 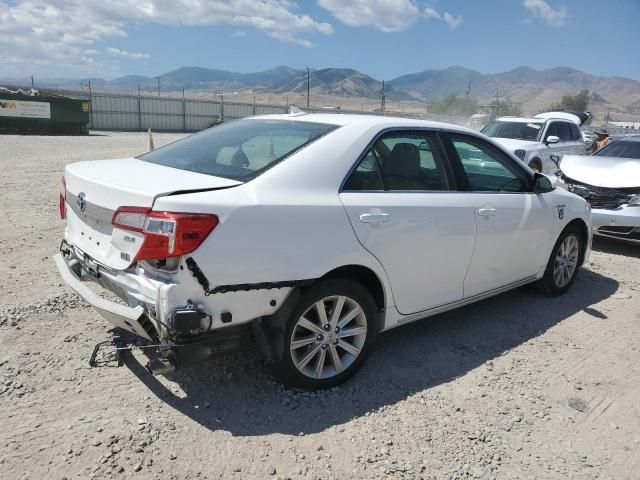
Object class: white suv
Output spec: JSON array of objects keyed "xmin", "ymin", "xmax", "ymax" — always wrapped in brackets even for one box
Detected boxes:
[
  {"xmin": 55, "ymin": 114, "xmax": 591, "ymax": 389},
  {"xmin": 482, "ymin": 116, "xmax": 586, "ymax": 173}
]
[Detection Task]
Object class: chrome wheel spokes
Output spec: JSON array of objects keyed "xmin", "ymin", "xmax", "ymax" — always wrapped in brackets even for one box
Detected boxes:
[
  {"xmin": 290, "ymin": 295, "xmax": 367, "ymax": 379},
  {"xmin": 553, "ymin": 234, "xmax": 579, "ymax": 288}
]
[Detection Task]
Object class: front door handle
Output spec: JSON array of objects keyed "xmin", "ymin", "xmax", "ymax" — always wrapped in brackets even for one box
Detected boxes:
[
  {"xmin": 360, "ymin": 210, "xmax": 390, "ymax": 223},
  {"xmin": 478, "ymin": 207, "xmax": 497, "ymax": 217}
]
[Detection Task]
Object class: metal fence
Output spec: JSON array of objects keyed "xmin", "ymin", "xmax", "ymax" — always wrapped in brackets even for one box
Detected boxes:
[{"xmin": 19, "ymin": 87, "xmax": 467, "ymax": 132}]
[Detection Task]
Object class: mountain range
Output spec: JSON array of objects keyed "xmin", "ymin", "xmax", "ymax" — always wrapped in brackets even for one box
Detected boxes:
[{"xmin": 4, "ymin": 65, "xmax": 640, "ymax": 115}]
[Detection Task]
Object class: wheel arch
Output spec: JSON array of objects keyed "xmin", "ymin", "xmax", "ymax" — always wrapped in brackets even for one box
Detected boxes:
[
  {"xmin": 564, "ymin": 217, "xmax": 589, "ymax": 266},
  {"xmin": 317, "ymin": 264, "xmax": 387, "ymax": 331}
]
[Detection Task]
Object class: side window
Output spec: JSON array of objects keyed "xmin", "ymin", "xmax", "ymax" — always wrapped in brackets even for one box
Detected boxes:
[
  {"xmin": 343, "ymin": 131, "xmax": 452, "ymax": 191},
  {"xmin": 342, "ymin": 151, "xmax": 384, "ymax": 191},
  {"xmin": 545, "ymin": 122, "xmax": 558, "ymax": 141},
  {"xmin": 449, "ymin": 134, "xmax": 530, "ymax": 193},
  {"xmin": 557, "ymin": 122, "xmax": 572, "ymax": 142},
  {"xmin": 570, "ymin": 123, "xmax": 582, "ymax": 141}
]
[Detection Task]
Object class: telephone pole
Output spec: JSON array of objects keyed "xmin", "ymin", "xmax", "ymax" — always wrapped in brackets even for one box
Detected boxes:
[
  {"xmin": 465, "ymin": 79, "xmax": 471, "ymax": 118},
  {"xmin": 381, "ymin": 80, "xmax": 386, "ymax": 113},
  {"xmin": 305, "ymin": 66, "xmax": 310, "ymax": 109}
]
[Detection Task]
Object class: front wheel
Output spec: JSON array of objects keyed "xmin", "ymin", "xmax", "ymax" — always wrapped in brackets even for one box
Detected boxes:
[
  {"xmin": 271, "ymin": 279, "xmax": 378, "ymax": 390},
  {"xmin": 539, "ymin": 225, "xmax": 583, "ymax": 296}
]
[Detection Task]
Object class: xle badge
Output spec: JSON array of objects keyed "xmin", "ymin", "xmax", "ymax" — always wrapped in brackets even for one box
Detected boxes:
[{"xmin": 556, "ymin": 205, "xmax": 565, "ymax": 220}]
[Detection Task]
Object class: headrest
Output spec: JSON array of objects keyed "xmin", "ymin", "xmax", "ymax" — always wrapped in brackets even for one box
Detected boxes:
[{"xmin": 385, "ymin": 143, "xmax": 420, "ymax": 177}]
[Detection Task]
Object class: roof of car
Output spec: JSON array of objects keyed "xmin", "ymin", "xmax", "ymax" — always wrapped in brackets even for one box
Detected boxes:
[
  {"xmin": 250, "ymin": 112, "xmax": 477, "ymax": 134},
  {"xmin": 494, "ymin": 116, "xmax": 546, "ymax": 123}
]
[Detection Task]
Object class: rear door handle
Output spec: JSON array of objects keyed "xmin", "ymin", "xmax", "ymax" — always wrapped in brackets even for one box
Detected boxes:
[
  {"xmin": 478, "ymin": 207, "xmax": 497, "ymax": 217},
  {"xmin": 360, "ymin": 211, "xmax": 390, "ymax": 223}
]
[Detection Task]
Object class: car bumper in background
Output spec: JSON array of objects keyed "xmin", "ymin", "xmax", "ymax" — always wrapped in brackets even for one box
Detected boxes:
[{"xmin": 592, "ymin": 207, "xmax": 640, "ymax": 244}]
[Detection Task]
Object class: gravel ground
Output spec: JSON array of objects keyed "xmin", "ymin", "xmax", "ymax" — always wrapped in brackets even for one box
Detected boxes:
[{"xmin": 1, "ymin": 131, "xmax": 640, "ymax": 480}]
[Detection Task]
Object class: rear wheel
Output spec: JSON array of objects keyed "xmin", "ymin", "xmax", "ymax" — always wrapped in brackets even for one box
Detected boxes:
[
  {"xmin": 539, "ymin": 225, "xmax": 583, "ymax": 295},
  {"xmin": 271, "ymin": 279, "xmax": 378, "ymax": 389}
]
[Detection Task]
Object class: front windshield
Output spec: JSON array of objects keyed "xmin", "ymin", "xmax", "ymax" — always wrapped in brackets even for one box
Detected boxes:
[
  {"xmin": 138, "ymin": 119, "xmax": 338, "ymax": 180},
  {"xmin": 482, "ymin": 121, "xmax": 544, "ymax": 141},
  {"xmin": 595, "ymin": 138, "xmax": 640, "ymax": 159}
]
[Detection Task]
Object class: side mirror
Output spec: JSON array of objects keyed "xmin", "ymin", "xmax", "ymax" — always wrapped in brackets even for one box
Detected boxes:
[
  {"xmin": 534, "ymin": 172, "xmax": 554, "ymax": 193},
  {"xmin": 546, "ymin": 135, "xmax": 560, "ymax": 145}
]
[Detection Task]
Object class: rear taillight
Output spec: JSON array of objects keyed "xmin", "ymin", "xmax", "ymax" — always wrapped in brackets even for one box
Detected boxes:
[
  {"xmin": 112, "ymin": 207, "xmax": 218, "ymax": 261},
  {"xmin": 59, "ymin": 176, "xmax": 66, "ymax": 220}
]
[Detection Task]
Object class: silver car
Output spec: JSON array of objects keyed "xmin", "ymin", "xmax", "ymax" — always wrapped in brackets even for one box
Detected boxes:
[
  {"xmin": 559, "ymin": 135, "xmax": 640, "ymax": 244},
  {"xmin": 482, "ymin": 116, "xmax": 586, "ymax": 173}
]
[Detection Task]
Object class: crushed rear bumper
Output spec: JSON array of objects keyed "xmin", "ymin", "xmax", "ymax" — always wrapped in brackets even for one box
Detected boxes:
[{"xmin": 53, "ymin": 251, "xmax": 159, "ymax": 340}]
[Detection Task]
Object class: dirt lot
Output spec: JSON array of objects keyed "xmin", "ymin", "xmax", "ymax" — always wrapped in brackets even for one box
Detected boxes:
[{"xmin": 1, "ymin": 131, "xmax": 640, "ymax": 480}]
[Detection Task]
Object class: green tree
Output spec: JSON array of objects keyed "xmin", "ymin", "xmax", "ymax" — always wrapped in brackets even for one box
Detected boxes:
[{"xmin": 549, "ymin": 90, "xmax": 590, "ymax": 112}]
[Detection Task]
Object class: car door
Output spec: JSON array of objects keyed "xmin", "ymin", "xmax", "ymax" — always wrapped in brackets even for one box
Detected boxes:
[
  {"xmin": 568, "ymin": 122, "xmax": 587, "ymax": 155},
  {"xmin": 339, "ymin": 130, "xmax": 477, "ymax": 315},
  {"xmin": 443, "ymin": 133, "xmax": 554, "ymax": 297}
]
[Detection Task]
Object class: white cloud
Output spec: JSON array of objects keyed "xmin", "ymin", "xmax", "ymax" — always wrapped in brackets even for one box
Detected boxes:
[
  {"xmin": 423, "ymin": 7, "xmax": 440, "ymax": 20},
  {"xmin": 318, "ymin": 0, "xmax": 420, "ymax": 32},
  {"xmin": 443, "ymin": 12, "xmax": 462, "ymax": 30},
  {"xmin": 231, "ymin": 30, "xmax": 246, "ymax": 38},
  {"xmin": 523, "ymin": 0, "xmax": 569, "ymax": 27},
  {"xmin": 107, "ymin": 47, "xmax": 149, "ymax": 59},
  {"xmin": 0, "ymin": 0, "xmax": 333, "ymax": 77}
]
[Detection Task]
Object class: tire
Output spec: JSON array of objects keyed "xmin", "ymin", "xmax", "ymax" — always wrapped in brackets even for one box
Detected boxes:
[
  {"xmin": 528, "ymin": 158, "xmax": 542, "ymax": 172},
  {"xmin": 270, "ymin": 279, "xmax": 378, "ymax": 390},
  {"xmin": 538, "ymin": 225, "xmax": 583, "ymax": 296}
]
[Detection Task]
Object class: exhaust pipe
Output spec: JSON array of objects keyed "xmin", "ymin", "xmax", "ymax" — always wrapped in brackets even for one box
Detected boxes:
[{"xmin": 146, "ymin": 356, "xmax": 176, "ymax": 376}]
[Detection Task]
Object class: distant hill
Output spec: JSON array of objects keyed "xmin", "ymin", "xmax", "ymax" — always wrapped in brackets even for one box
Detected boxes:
[
  {"xmin": 266, "ymin": 67, "xmax": 412, "ymax": 100},
  {"xmin": 390, "ymin": 66, "xmax": 640, "ymax": 114},
  {"xmin": 4, "ymin": 65, "xmax": 640, "ymax": 116}
]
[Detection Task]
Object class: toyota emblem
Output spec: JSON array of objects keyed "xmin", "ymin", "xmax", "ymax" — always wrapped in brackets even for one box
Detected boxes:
[{"xmin": 77, "ymin": 192, "xmax": 87, "ymax": 212}]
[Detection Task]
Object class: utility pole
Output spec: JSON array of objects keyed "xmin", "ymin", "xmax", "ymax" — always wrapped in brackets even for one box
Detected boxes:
[
  {"xmin": 605, "ymin": 106, "xmax": 611, "ymax": 129},
  {"xmin": 465, "ymin": 79, "xmax": 471, "ymax": 118},
  {"xmin": 381, "ymin": 80, "xmax": 386, "ymax": 113},
  {"xmin": 155, "ymin": 77, "xmax": 160, "ymax": 96},
  {"xmin": 87, "ymin": 80, "xmax": 93, "ymax": 129},
  {"xmin": 495, "ymin": 88, "xmax": 502, "ymax": 104},
  {"xmin": 305, "ymin": 66, "xmax": 310, "ymax": 109},
  {"xmin": 30, "ymin": 75, "xmax": 34, "ymax": 90}
]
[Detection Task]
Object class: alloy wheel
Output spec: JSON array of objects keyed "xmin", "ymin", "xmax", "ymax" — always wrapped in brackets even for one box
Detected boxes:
[
  {"xmin": 553, "ymin": 234, "xmax": 579, "ymax": 288},
  {"xmin": 289, "ymin": 295, "xmax": 368, "ymax": 379}
]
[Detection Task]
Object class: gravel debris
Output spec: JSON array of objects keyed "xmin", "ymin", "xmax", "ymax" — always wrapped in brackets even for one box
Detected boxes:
[{"xmin": 1, "ymin": 132, "xmax": 640, "ymax": 479}]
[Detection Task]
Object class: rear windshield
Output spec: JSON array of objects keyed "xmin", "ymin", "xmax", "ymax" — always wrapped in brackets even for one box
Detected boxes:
[
  {"xmin": 138, "ymin": 119, "xmax": 338, "ymax": 180},
  {"xmin": 482, "ymin": 121, "xmax": 544, "ymax": 142},
  {"xmin": 595, "ymin": 138, "xmax": 640, "ymax": 159}
]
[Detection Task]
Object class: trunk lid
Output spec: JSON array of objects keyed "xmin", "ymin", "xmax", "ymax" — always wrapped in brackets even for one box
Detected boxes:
[{"xmin": 64, "ymin": 157, "xmax": 241, "ymax": 269}]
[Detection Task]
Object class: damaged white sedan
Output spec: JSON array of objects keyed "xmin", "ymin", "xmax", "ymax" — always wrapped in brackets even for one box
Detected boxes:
[
  {"xmin": 55, "ymin": 113, "xmax": 592, "ymax": 389},
  {"xmin": 558, "ymin": 135, "xmax": 640, "ymax": 244}
]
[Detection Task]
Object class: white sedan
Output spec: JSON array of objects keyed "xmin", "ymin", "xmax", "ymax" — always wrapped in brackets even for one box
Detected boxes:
[{"xmin": 55, "ymin": 113, "xmax": 592, "ymax": 389}]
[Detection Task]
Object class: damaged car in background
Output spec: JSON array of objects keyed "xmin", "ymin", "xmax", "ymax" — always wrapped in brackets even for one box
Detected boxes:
[{"xmin": 558, "ymin": 135, "xmax": 640, "ymax": 243}]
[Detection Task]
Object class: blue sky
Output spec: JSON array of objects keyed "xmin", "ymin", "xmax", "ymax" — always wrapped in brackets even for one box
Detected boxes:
[{"xmin": 2, "ymin": 0, "xmax": 639, "ymax": 80}]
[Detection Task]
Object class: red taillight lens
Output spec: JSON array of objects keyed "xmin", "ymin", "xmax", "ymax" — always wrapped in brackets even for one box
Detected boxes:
[
  {"xmin": 59, "ymin": 176, "xmax": 66, "ymax": 220},
  {"xmin": 112, "ymin": 207, "xmax": 218, "ymax": 261}
]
